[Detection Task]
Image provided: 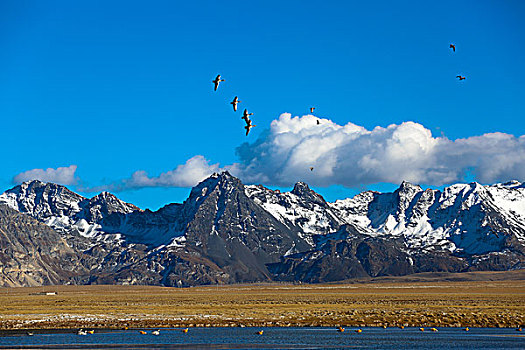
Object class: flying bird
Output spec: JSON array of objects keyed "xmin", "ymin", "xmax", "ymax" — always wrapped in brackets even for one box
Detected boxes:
[
  {"xmin": 456, "ymin": 75, "xmax": 466, "ymax": 80},
  {"xmin": 242, "ymin": 108, "xmax": 253, "ymax": 123},
  {"xmin": 243, "ymin": 113, "xmax": 256, "ymax": 136},
  {"xmin": 245, "ymin": 123, "xmax": 256, "ymax": 136},
  {"xmin": 450, "ymin": 44, "xmax": 455, "ymax": 52},
  {"xmin": 231, "ymin": 96, "xmax": 241, "ymax": 111},
  {"xmin": 309, "ymin": 167, "xmax": 314, "ymax": 171},
  {"xmin": 212, "ymin": 74, "xmax": 225, "ymax": 91},
  {"xmin": 310, "ymin": 107, "xmax": 315, "ymax": 113}
]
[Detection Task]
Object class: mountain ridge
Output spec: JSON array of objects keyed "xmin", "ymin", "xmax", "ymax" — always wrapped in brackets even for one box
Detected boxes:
[{"xmin": 0, "ymin": 172, "xmax": 523, "ymax": 287}]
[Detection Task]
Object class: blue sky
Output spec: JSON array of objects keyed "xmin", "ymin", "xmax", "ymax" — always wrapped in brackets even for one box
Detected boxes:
[{"xmin": 1, "ymin": 1, "xmax": 524, "ymax": 209}]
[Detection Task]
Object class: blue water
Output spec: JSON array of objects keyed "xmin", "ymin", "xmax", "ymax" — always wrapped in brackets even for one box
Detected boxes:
[{"xmin": 1, "ymin": 327, "xmax": 523, "ymax": 349}]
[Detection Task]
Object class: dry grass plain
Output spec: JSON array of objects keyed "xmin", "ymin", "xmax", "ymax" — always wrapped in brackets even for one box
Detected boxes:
[{"xmin": 0, "ymin": 271, "xmax": 523, "ymax": 330}]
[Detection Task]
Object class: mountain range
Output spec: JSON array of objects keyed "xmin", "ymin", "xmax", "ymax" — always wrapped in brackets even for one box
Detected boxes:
[{"xmin": 0, "ymin": 172, "xmax": 523, "ymax": 287}]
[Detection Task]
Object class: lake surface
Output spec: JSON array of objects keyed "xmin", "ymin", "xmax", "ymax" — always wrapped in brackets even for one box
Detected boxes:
[{"xmin": 1, "ymin": 327, "xmax": 523, "ymax": 349}]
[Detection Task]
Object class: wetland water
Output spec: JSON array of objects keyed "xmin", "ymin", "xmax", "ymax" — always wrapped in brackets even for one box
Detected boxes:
[{"xmin": 1, "ymin": 327, "xmax": 523, "ymax": 349}]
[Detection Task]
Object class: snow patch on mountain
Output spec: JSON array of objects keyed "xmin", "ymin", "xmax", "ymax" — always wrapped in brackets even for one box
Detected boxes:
[{"xmin": 245, "ymin": 183, "xmax": 343, "ymax": 246}]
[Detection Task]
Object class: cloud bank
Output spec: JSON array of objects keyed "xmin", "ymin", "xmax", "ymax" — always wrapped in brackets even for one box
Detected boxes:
[
  {"xmin": 112, "ymin": 113, "xmax": 525, "ymax": 189},
  {"xmin": 14, "ymin": 114, "xmax": 525, "ymax": 190},
  {"xmin": 13, "ymin": 165, "xmax": 78, "ymax": 185},
  {"xmin": 234, "ymin": 113, "xmax": 525, "ymax": 187}
]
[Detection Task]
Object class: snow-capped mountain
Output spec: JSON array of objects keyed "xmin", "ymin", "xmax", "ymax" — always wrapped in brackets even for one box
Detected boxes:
[
  {"xmin": 0, "ymin": 180, "xmax": 139, "ymax": 238},
  {"xmin": 0, "ymin": 173, "xmax": 523, "ymax": 287},
  {"xmin": 245, "ymin": 182, "xmax": 345, "ymax": 247},
  {"xmin": 331, "ymin": 180, "xmax": 525, "ymax": 255}
]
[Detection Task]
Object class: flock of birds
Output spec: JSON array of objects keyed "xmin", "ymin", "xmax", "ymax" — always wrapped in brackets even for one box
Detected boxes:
[
  {"xmin": 212, "ymin": 74, "xmax": 258, "ymax": 136},
  {"xmin": 450, "ymin": 44, "xmax": 467, "ymax": 80},
  {"xmin": 212, "ymin": 43, "xmax": 464, "ymax": 135},
  {"xmin": 210, "ymin": 43, "xmax": 464, "ymax": 172},
  {"xmin": 212, "ymin": 74, "xmax": 318, "ymax": 136},
  {"xmin": 30, "ymin": 324, "xmax": 519, "ymax": 338}
]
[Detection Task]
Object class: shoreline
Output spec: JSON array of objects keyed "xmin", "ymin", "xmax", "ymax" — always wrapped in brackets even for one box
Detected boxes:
[
  {"xmin": 1, "ymin": 326, "xmax": 524, "ymax": 336},
  {"xmin": 2, "ymin": 316, "xmax": 523, "ymax": 331}
]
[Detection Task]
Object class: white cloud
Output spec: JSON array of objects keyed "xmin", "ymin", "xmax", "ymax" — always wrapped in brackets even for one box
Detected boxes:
[
  {"xmin": 118, "ymin": 155, "xmax": 226, "ymax": 189},
  {"xmin": 13, "ymin": 165, "xmax": 78, "ymax": 185},
  {"xmin": 232, "ymin": 113, "xmax": 525, "ymax": 187}
]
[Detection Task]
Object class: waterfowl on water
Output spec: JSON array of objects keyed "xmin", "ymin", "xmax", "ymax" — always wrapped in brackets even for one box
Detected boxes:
[
  {"xmin": 256, "ymin": 330, "xmax": 264, "ymax": 335},
  {"xmin": 182, "ymin": 328, "xmax": 189, "ymax": 333},
  {"xmin": 77, "ymin": 329, "xmax": 87, "ymax": 336},
  {"xmin": 430, "ymin": 328, "xmax": 438, "ymax": 332},
  {"xmin": 139, "ymin": 330, "xmax": 147, "ymax": 335},
  {"xmin": 419, "ymin": 328, "xmax": 425, "ymax": 332},
  {"xmin": 356, "ymin": 329, "xmax": 362, "ymax": 333},
  {"xmin": 464, "ymin": 327, "xmax": 469, "ymax": 332},
  {"xmin": 87, "ymin": 330, "xmax": 94, "ymax": 334},
  {"xmin": 152, "ymin": 330, "xmax": 160, "ymax": 336},
  {"xmin": 337, "ymin": 327, "xmax": 344, "ymax": 332}
]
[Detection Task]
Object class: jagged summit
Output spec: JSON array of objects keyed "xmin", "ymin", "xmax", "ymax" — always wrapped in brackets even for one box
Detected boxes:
[
  {"xmin": 290, "ymin": 181, "xmax": 327, "ymax": 205},
  {"xmin": 187, "ymin": 171, "xmax": 243, "ymax": 205},
  {"xmin": 397, "ymin": 180, "xmax": 423, "ymax": 192},
  {"xmin": 500, "ymin": 180, "xmax": 524, "ymax": 189},
  {"xmin": 291, "ymin": 181, "xmax": 310, "ymax": 195}
]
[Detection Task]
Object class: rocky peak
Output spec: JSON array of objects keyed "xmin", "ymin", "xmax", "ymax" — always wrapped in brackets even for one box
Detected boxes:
[
  {"xmin": 81, "ymin": 191, "xmax": 140, "ymax": 224},
  {"xmin": 291, "ymin": 182, "xmax": 310, "ymax": 195},
  {"xmin": 397, "ymin": 181, "xmax": 423, "ymax": 195},
  {"xmin": 89, "ymin": 191, "xmax": 138, "ymax": 211},
  {"xmin": 188, "ymin": 171, "xmax": 243, "ymax": 203},
  {"xmin": 0, "ymin": 180, "xmax": 85, "ymax": 219},
  {"xmin": 499, "ymin": 180, "xmax": 524, "ymax": 189},
  {"xmin": 291, "ymin": 182, "xmax": 327, "ymax": 205}
]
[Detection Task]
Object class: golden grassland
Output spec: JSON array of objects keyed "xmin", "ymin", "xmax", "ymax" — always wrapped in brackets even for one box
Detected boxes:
[{"xmin": 0, "ymin": 271, "xmax": 524, "ymax": 330}]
